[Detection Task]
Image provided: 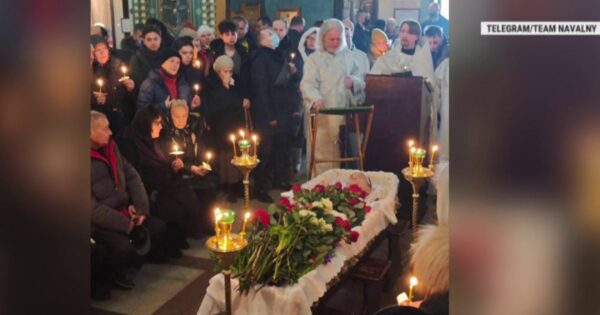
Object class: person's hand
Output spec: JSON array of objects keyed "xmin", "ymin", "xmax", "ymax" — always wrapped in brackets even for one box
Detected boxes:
[
  {"xmin": 133, "ymin": 214, "xmax": 146, "ymax": 226},
  {"xmin": 164, "ymin": 95, "xmax": 172, "ymax": 108},
  {"xmin": 243, "ymin": 98, "xmax": 251, "ymax": 109},
  {"xmin": 172, "ymin": 158, "xmax": 184, "ymax": 172},
  {"xmin": 123, "ymin": 79, "xmax": 135, "ymax": 92},
  {"xmin": 312, "ymin": 99, "xmax": 325, "ymax": 110},
  {"xmin": 191, "ymin": 95, "xmax": 201, "ymax": 109},
  {"xmin": 128, "ymin": 205, "xmax": 137, "ymax": 217},
  {"xmin": 344, "ymin": 76, "xmax": 354, "ymax": 90},
  {"xmin": 289, "ymin": 63, "xmax": 297, "ymax": 74},
  {"xmin": 191, "ymin": 165, "xmax": 209, "ymax": 176},
  {"xmin": 93, "ymin": 92, "xmax": 107, "ymax": 105},
  {"xmin": 400, "ymin": 300, "xmax": 423, "ymax": 308},
  {"xmin": 269, "ymin": 120, "xmax": 278, "ymax": 127}
]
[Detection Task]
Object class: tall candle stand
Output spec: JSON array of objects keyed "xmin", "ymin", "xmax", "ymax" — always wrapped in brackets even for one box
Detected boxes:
[
  {"xmin": 402, "ymin": 146, "xmax": 435, "ymax": 236},
  {"xmin": 230, "ymin": 131, "xmax": 260, "ymax": 213},
  {"xmin": 205, "ymin": 209, "xmax": 248, "ymax": 315}
]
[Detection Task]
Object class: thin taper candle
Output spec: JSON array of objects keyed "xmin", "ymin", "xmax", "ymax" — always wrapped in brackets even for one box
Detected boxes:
[{"xmin": 230, "ymin": 134, "xmax": 237, "ymax": 157}]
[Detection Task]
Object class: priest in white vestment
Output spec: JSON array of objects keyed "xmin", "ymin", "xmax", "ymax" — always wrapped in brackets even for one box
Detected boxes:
[{"xmin": 301, "ymin": 18, "xmax": 366, "ymax": 176}]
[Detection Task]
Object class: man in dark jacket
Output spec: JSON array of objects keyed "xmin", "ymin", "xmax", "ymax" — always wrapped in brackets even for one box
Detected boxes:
[
  {"xmin": 250, "ymin": 28, "xmax": 297, "ymax": 202},
  {"xmin": 91, "ymin": 111, "xmax": 168, "ymax": 292},
  {"xmin": 353, "ymin": 10, "xmax": 372, "ymax": 53},
  {"xmin": 232, "ymin": 15, "xmax": 257, "ymax": 54}
]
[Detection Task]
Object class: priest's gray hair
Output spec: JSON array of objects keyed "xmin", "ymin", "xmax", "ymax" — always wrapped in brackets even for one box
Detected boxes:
[
  {"xmin": 410, "ymin": 223, "xmax": 449, "ymax": 298},
  {"xmin": 318, "ymin": 18, "xmax": 347, "ymax": 53}
]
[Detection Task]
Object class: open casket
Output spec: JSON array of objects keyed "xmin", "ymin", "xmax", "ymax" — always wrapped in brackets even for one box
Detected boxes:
[{"xmin": 197, "ymin": 169, "xmax": 400, "ymax": 315}]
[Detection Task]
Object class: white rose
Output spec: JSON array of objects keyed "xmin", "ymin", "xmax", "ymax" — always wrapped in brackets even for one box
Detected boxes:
[
  {"xmin": 322, "ymin": 223, "xmax": 333, "ymax": 232},
  {"xmin": 320, "ymin": 198, "xmax": 334, "ymax": 212},
  {"xmin": 299, "ymin": 210, "xmax": 315, "ymax": 217},
  {"xmin": 311, "ymin": 201, "xmax": 323, "ymax": 209},
  {"xmin": 310, "ymin": 217, "xmax": 319, "ymax": 225}
]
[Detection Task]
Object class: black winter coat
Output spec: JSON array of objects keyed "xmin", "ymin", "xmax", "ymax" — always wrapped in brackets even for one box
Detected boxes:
[
  {"xmin": 209, "ymin": 38, "xmax": 251, "ymax": 98},
  {"xmin": 91, "ymin": 140, "xmax": 149, "ymax": 234},
  {"xmin": 129, "ymin": 46, "xmax": 164, "ymax": 90},
  {"xmin": 202, "ymin": 81, "xmax": 245, "ymax": 151},
  {"xmin": 249, "ymin": 46, "xmax": 299, "ymax": 134},
  {"xmin": 91, "ymin": 57, "xmax": 136, "ymax": 137},
  {"xmin": 136, "ymin": 69, "xmax": 193, "ymax": 114}
]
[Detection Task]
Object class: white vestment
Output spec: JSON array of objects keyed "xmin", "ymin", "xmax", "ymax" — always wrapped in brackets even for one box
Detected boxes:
[{"xmin": 301, "ymin": 48, "xmax": 366, "ymax": 176}]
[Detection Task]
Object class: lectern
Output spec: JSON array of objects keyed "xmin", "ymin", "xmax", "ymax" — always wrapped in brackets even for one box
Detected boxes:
[{"xmin": 363, "ymin": 75, "xmax": 433, "ymax": 219}]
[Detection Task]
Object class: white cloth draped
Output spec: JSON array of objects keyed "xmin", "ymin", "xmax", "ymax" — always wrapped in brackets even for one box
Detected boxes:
[{"xmin": 197, "ymin": 170, "xmax": 399, "ymax": 315}]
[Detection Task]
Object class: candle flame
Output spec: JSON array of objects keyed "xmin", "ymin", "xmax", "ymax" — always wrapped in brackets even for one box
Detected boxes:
[
  {"xmin": 121, "ymin": 65, "xmax": 128, "ymax": 74},
  {"xmin": 252, "ymin": 134, "xmax": 257, "ymax": 142},
  {"xmin": 244, "ymin": 212, "xmax": 250, "ymax": 220},
  {"xmin": 206, "ymin": 151, "xmax": 212, "ymax": 160},
  {"xmin": 194, "ymin": 60, "xmax": 201, "ymax": 68},
  {"xmin": 432, "ymin": 144, "xmax": 439, "ymax": 152},
  {"xmin": 409, "ymin": 276, "xmax": 418, "ymax": 287},
  {"xmin": 239, "ymin": 130, "xmax": 245, "ymax": 138},
  {"xmin": 408, "ymin": 139, "xmax": 415, "ymax": 148},
  {"xmin": 194, "ymin": 83, "xmax": 200, "ymax": 91},
  {"xmin": 230, "ymin": 134, "xmax": 236, "ymax": 142},
  {"xmin": 410, "ymin": 147, "xmax": 416, "ymax": 153},
  {"xmin": 97, "ymin": 78, "xmax": 104, "ymax": 87}
]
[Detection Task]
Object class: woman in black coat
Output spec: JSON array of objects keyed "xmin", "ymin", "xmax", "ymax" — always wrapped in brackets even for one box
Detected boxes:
[
  {"xmin": 202, "ymin": 55, "xmax": 249, "ymax": 202},
  {"xmin": 164, "ymin": 100, "xmax": 218, "ymax": 235},
  {"xmin": 124, "ymin": 106, "xmax": 203, "ymax": 257},
  {"xmin": 172, "ymin": 36, "xmax": 206, "ymax": 115},
  {"xmin": 136, "ymin": 48, "xmax": 200, "ymax": 114},
  {"xmin": 91, "ymin": 35, "xmax": 136, "ymax": 138}
]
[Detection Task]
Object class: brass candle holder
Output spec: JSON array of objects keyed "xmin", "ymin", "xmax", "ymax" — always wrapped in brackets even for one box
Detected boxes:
[
  {"xmin": 206, "ymin": 209, "xmax": 248, "ymax": 315},
  {"xmin": 230, "ymin": 131, "xmax": 260, "ymax": 213},
  {"xmin": 402, "ymin": 142, "xmax": 436, "ymax": 235}
]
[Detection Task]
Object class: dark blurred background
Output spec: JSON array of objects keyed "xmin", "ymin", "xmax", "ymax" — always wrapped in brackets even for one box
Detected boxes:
[{"xmin": 0, "ymin": 0, "xmax": 599, "ymax": 314}]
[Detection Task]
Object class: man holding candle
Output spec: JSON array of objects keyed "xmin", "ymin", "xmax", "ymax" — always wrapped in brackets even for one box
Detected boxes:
[{"xmin": 91, "ymin": 35, "xmax": 136, "ymax": 139}]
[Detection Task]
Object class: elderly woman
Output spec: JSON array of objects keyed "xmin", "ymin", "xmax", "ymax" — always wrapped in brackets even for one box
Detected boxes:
[
  {"xmin": 91, "ymin": 35, "xmax": 136, "ymax": 138},
  {"xmin": 136, "ymin": 48, "xmax": 201, "ymax": 113},
  {"xmin": 196, "ymin": 25, "xmax": 216, "ymax": 78},
  {"xmin": 124, "ymin": 106, "xmax": 203, "ymax": 257},
  {"xmin": 368, "ymin": 28, "xmax": 391, "ymax": 67},
  {"xmin": 300, "ymin": 18, "xmax": 366, "ymax": 176},
  {"xmin": 202, "ymin": 55, "xmax": 250, "ymax": 202},
  {"xmin": 164, "ymin": 100, "xmax": 216, "ymax": 235}
]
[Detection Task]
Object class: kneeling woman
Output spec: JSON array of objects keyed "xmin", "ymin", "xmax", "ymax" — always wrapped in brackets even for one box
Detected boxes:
[{"xmin": 129, "ymin": 106, "xmax": 202, "ymax": 257}]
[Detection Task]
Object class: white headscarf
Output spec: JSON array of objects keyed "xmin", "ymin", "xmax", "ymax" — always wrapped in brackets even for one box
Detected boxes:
[{"xmin": 298, "ymin": 27, "xmax": 320, "ymax": 61}]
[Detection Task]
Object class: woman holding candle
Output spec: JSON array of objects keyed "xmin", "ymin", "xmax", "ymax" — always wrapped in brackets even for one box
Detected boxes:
[
  {"xmin": 196, "ymin": 25, "xmax": 216, "ymax": 79},
  {"xmin": 91, "ymin": 35, "xmax": 136, "ymax": 139},
  {"xmin": 202, "ymin": 55, "xmax": 248, "ymax": 202},
  {"xmin": 165, "ymin": 100, "xmax": 218, "ymax": 236},
  {"xmin": 173, "ymin": 36, "xmax": 205, "ymax": 115},
  {"xmin": 121, "ymin": 106, "xmax": 203, "ymax": 257},
  {"xmin": 136, "ymin": 48, "xmax": 201, "ymax": 114}
]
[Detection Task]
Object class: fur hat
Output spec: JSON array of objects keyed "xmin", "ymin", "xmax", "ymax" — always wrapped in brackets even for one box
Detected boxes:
[
  {"xmin": 212, "ymin": 55, "xmax": 234, "ymax": 72},
  {"xmin": 197, "ymin": 24, "xmax": 215, "ymax": 37}
]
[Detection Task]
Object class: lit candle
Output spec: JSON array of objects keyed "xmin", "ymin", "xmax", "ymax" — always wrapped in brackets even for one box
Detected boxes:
[
  {"xmin": 239, "ymin": 129, "xmax": 246, "ymax": 140},
  {"xmin": 193, "ymin": 83, "xmax": 200, "ymax": 95},
  {"xmin": 230, "ymin": 134, "xmax": 237, "ymax": 157},
  {"xmin": 97, "ymin": 78, "xmax": 104, "ymax": 93},
  {"xmin": 290, "ymin": 52, "xmax": 296, "ymax": 62},
  {"xmin": 408, "ymin": 276, "xmax": 418, "ymax": 303},
  {"xmin": 215, "ymin": 208, "xmax": 222, "ymax": 243},
  {"xmin": 407, "ymin": 139, "xmax": 415, "ymax": 165},
  {"xmin": 241, "ymin": 212, "xmax": 250, "ymax": 236},
  {"xmin": 429, "ymin": 144, "xmax": 438, "ymax": 169},
  {"xmin": 121, "ymin": 65, "xmax": 128, "ymax": 76},
  {"xmin": 252, "ymin": 134, "xmax": 258, "ymax": 157},
  {"xmin": 206, "ymin": 151, "xmax": 212, "ymax": 163},
  {"xmin": 409, "ymin": 147, "xmax": 416, "ymax": 173},
  {"xmin": 194, "ymin": 59, "xmax": 201, "ymax": 69}
]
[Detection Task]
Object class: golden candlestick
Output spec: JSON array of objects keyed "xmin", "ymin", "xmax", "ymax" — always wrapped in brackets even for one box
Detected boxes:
[
  {"xmin": 231, "ymin": 134, "xmax": 259, "ymax": 214},
  {"xmin": 402, "ymin": 166, "xmax": 434, "ymax": 235},
  {"xmin": 206, "ymin": 208, "xmax": 247, "ymax": 315}
]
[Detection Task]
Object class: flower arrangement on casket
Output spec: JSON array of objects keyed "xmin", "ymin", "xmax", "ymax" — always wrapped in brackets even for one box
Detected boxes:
[{"xmin": 228, "ymin": 182, "xmax": 372, "ymax": 295}]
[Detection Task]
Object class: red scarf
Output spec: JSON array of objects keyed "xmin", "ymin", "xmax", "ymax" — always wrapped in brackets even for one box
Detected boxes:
[
  {"xmin": 160, "ymin": 68, "xmax": 178, "ymax": 99},
  {"xmin": 91, "ymin": 140, "xmax": 129, "ymax": 218}
]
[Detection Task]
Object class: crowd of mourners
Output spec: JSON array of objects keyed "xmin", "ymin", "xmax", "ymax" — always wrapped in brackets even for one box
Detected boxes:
[{"xmin": 91, "ymin": 2, "xmax": 449, "ymax": 302}]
